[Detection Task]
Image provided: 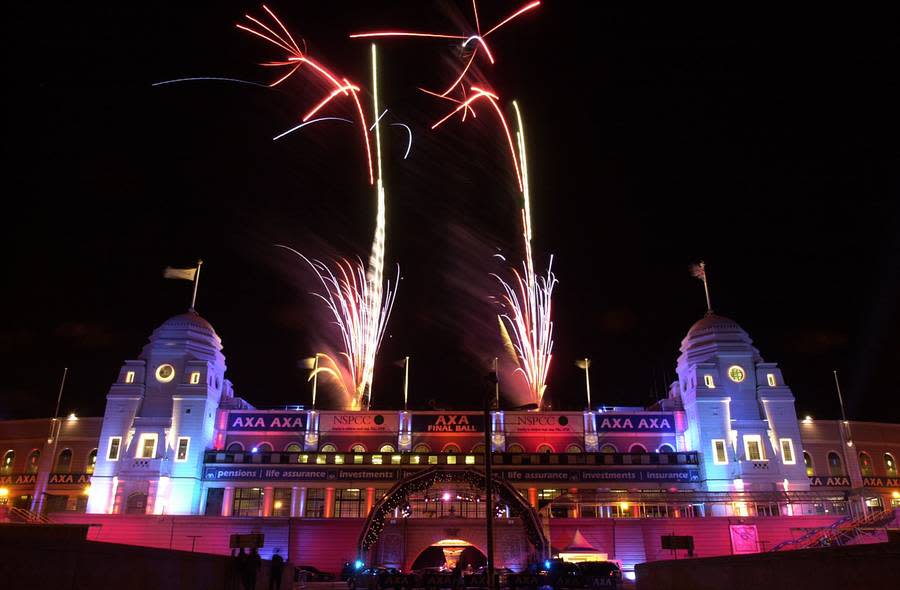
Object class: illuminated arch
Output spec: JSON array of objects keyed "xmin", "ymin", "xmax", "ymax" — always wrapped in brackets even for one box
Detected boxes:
[
  {"xmin": 536, "ymin": 443, "xmax": 554, "ymax": 453},
  {"xmin": 226, "ymin": 442, "xmax": 244, "ymax": 452},
  {"xmin": 565, "ymin": 444, "xmax": 582, "ymax": 454},
  {"xmin": 254, "ymin": 442, "xmax": 273, "ymax": 453},
  {"xmin": 885, "ymin": 453, "xmax": 897, "ymax": 477},
  {"xmin": 599, "ymin": 443, "xmax": 617, "ymax": 453},
  {"xmin": 320, "ymin": 443, "xmax": 338, "ymax": 453},
  {"xmin": 507, "ymin": 443, "xmax": 525, "ymax": 453},
  {"xmin": 629, "ymin": 443, "xmax": 647, "ymax": 453},
  {"xmin": 413, "ymin": 443, "xmax": 431, "ymax": 453},
  {"xmin": 380, "ymin": 444, "xmax": 396, "ymax": 453},
  {"xmin": 284, "ymin": 442, "xmax": 303, "ymax": 452},
  {"xmin": 858, "ymin": 452, "xmax": 874, "ymax": 477},
  {"xmin": 350, "ymin": 443, "xmax": 367, "ymax": 453},
  {"xmin": 357, "ymin": 467, "xmax": 548, "ymax": 558},
  {"xmin": 657, "ymin": 444, "xmax": 675, "ymax": 453},
  {"xmin": 441, "ymin": 443, "xmax": 461, "ymax": 453}
]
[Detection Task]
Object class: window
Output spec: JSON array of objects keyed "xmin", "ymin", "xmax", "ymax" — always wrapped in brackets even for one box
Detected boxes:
[
  {"xmin": 766, "ymin": 373, "xmax": 776, "ymax": 387},
  {"xmin": 189, "ymin": 372, "xmax": 201, "ymax": 384},
  {"xmin": 828, "ymin": 452, "xmax": 845, "ymax": 477},
  {"xmin": 712, "ymin": 439, "xmax": 728, "ymax": 465},
  {"xmin": 413, "ymin": 444, "xmax": 431, "ymax": 453},
  {"xmin": 125, "ymin": 371, "xmax": 135, "ymax": 384},
  {"xmin": 350, "ymin": 444, "xmax": 366, "ymax": 453},
  {"xmin": 507, "ymin": 444, "xmax": 525, "ymax": 453},
  {"xmin": 254, "ymin": 443, "xmax": 273, "ymax": 453},
  {"xmin": 86, "ymin": 449, "xmax": 98, "ymax": 474},
  {"xmin": 537, "ymin": 444, "xmax": 554, "ymax": 454},
  {"xmin": 885, "ymin": 454, "xmax": 897, "ymax": 478},
  {"xmin": 56, "ymin": 449, "xmax": 73, "ymax": 473},
  {"xmin": 272, "ymin": 488, "xmax": 292, "ymax": 517},
  {"xmin": 658, "ymin": 444, "xmax": 675, "ymax": 454},
  {"xmin": 319, "ymin": 444, "xmax": 337, "ymax": 453},
  {"xmin": 126, "ymin": 492, "xmax": 148, "ymax": 514},
  {"xmin": 304, "ymin": 488, "xmax": 325, "ymax": 517},
  {"xmin": 371, "ymin": 455, "xmax": 383, "ymax": 465},
  {"xmin": 566, "ymin": 444, "xmax": 583, "ymax": 454},
  {"xmin": 233, "ymin": 487, "xmax": 263, "ymax": 517},
  {"xmin": 226, "ymin": 442, "xmax": 244, "ymax": 452},
  {"xmin": 284, "ymin": 443, "xmax": 302, "ymax": 452},
  {"xmin": 727, "ymin": 366, "xmax": 746, "ymax": 383},
  {"xmin": 379, "ymin": 444, "xmax": 396, "ymax": 453},
  {"xmin": 779, "ymin": 439, "xmax": 796, "ymax": 465},
  {"xmin": 26, "ymin": 450, "xmax": 40, "ymax": 473},
  {"xmin": 205, "ymin": 488, "xmax": 224, "ymax": 516},
  {"xmin": 859, "ymin": 453, "xmax": 874, "ymax": 477},
  {"xmin": 599, "ymin": 444, "xmax": 617, "ymax": 454},
  {"xmin": 803, "ymin": 451, "xmax": 814, "ymax": 477},
  {"xmin": 471, "ymin": 444, "xmax": 485, "ymax": 454},
  {"xmin": 704, "ymin": 374, "xmax": 715, "ymax": 388},
  {"xmin": 1, "ymin": 450, "xmax": 14, "ymax": 474},
  {"xmin": 442, "ymin": 444, "xmax": 461, "ymax": 453},
  {"xmin": 107, "ymin": 437, "xmax": 122, "ymax": 461},
  {"xmin": 334, "ymin": 488, "xmax": 364, "ymax": 518},
  {"xmin": 629, "ymin": 444, "xmax": 647, "ymax": 454},
  {"xmin": 138, "ymin": 434, "xmax": 158, "ymax": 459},
  {"xmin": 465, "ymin": 455, "xmax": 476, "ymax": 465},
  {"xmin": 316, "ymin": 454, "xmax": 327, "ymax": 465},
  {"xmin": 334, "ymin": 454, "xmax": 344, "ymax": 464},
  {"xmin": 176, "ymin": 437, "xmax": 190, "ymax": 462},
  {"xmin": 743, "ymin": 435, "xmax": 764, "ymax": 461}
]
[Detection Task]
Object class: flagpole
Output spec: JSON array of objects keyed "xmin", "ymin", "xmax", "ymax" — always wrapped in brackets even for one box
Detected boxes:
[
  {"xmin": 403, "ymin": 356, "xmax": 410, "ymax": 411},
  {"xmin": 583, "ymin": 358, "xmax": 592, "ymax": 410},
  {"xmin": 311, "ymin": 354, "xmax": 319, "ymax": 409},
  {"xmin": 700, "ymin": 262, "xmax": 712, "ymax": 313},
  {"xmin": 833, "ymin": 370, "xmax": 853, "ymax": 447},
  {"xmin": 190, "ymin": 259, "xmax": 203, "ymax": 311},
  {"xmin": 493, "ymin": 357, "xmax": 500, "ymax": 408}
]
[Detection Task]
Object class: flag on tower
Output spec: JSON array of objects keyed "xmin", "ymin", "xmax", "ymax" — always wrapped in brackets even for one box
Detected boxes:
[
  {"xmin": 689, "ymin": 261, "xmax": 706, "ymax": 280},
  {"xmin": 163, "ymin": 266, "xmax": 198, "ymax": 281}
]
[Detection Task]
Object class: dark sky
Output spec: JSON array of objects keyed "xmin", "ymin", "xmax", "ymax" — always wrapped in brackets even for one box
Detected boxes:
[{"xmin": 3, "ymin": 3, "xmax": 898, "ymax": 422}]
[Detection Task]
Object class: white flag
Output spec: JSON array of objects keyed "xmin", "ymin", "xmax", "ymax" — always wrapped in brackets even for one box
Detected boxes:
[{"xmin": 163, "ymin": 266, "xmax": 197, "ymax": 281}]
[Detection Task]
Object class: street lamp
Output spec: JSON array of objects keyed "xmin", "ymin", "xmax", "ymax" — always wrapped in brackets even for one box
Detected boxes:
[{"xmin": 483, "ymin": 369, "xmax": 538, "ymax": 590}]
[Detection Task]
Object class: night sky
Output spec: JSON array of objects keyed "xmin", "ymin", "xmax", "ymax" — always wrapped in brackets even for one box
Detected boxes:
[{"xmin": 4, "ymin": 3, "xmax": 898, "ymax": 422}]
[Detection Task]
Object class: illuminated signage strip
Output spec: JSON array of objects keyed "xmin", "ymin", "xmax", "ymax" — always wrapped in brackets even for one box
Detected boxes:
[
  {"xmin": 862, "ymin": 476, "xmax": 900, "ymax": 488},
  {"xmin": 227, "ymin": 412, "xmax": 307, "ymax": 432},
  {"xmin": 412, "ymin": 414, "xmax": 485, "ymax": 433},
  {"xmin": 47, "ymin": 473, "xmax": 92, "ymax": 486},
  {"xmin": 0, "ymin": 473, "xmax": 37, "ymax": 485},
  {"xmin": 203, "ymin": 466, "xmax": 400, "ymax": 481},
  {"xmin": 596, "ymin": 413, "xmax": 676, "ymax": 433},
  {"xmin": 808, "ymin": 475, "xmax": 851, "ymax": 487},
  {"xmin": 500, "ymin": 467, "xmax": 700, "ymax": 483},
  {"xmin": 505, "ymin": 413, "xmax": 583, "ymax": 434}
]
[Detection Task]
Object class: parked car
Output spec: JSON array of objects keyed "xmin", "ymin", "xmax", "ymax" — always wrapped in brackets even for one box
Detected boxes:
[
  {"xmin": 474, "ymin": 566, "xmax": 515, "ymax": 586},
  {"xmin": 296, "ymin": 565, "xmax": 336, "ymax": 582},
  {"xmin": 348, "ymin": 567, "xmax": 402, "ymax": 590},
  {"xmin": 576, "ymin": 562, "xmax": 622, "ymax": 589}
]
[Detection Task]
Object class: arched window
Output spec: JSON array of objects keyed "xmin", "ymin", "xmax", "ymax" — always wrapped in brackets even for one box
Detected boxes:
[
  {"xmin": 56, "ymin": 449, "xmax": 73, "ymax": 473},
  {"xmin": 803, "ymin": 451, "xmax": 814, "ymax": 477},
  {"xmin": 226, "ymin": 442, "xmax": 244, "ymax": 452},
  {"xmin": 827, "ymin": 452, "xmax": 845, "ymax": 477},
  {"xmin": 536, "ymin": 444, "xmax": 554, "ymax": 454},
  {"xmin": 253, "ymin": 443, "xmax": 273, "ymax": 453},
  {"xmin": 379, "ymin": 444, "xmax": 396, "ymax": 453},
  {"xmin": 507, "ymin": 443, "xmax": 525, "ymax": 453},
  {"xmin": 1, "ymin": 450, "xmax": 14, "ymax": 474},
  {"xmin": 858, "ymin": 452, "xmax": 874, "ymax": 477},
  {"xmin": 86, "ymin": 449, "xmax": 98, "ymax": 474},
  {"xmin": 350, "ymin": 444, "xmax": 366, "ymax": 453},
  {"xmin": 885, "ymin": 453, "xmax": 897, "ymax": 478},
  {"xmin": 26, "ymin": 450, "xmax": 41, "ymax": 474},
  {"xmin": 284, "ymin": 443, "xmax": 303, "ymax": 452},
  {"xmin": 471, "ymin": 444, "xmax": 486, "ymax": 454},
  {"xmin": 566, "ymin": 444, "xmax": 583, "ymax": 454},
  {"xmin": 599, "ymin": 444, "xmax": 618, "ymax": 454},
  {"xmin": 319, "ymin": 444, "xmax": 337, "ymax": 453},
  {"xmin": 658, "ymin": 444, "xmax": 675, "ymax": 454},
  {"xmin": 442, "ymin": 443, "xmax": 461, "ymax": 453},
  {"xmin": 413, "ymin": 443, "xmax": 431, "ymax": 453},
  {"xmin": 629, "ymin": 444, "xmax": 648, "ymax": 453}
]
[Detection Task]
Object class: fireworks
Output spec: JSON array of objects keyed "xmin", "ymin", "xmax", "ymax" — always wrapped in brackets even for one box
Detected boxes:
[
  {"xmin": 238, "ymin": 4, "xmax": 374, "ymax": 184},
  {"xmin": 493, "ymin": 102, "xmax": 557, "ymax": 407},
  {"xmin": 350, "ymin": 1, "xmax": 541, "ymax": 96}
]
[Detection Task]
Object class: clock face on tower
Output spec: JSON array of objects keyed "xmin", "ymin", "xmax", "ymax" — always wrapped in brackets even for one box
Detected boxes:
[
  {"xmin": 727, "ymin": 365, "xmax": 746, "ymax": 383},
  {"xmin": 155, "ymin": 363, "xmax": 175, "ymax": 383}
]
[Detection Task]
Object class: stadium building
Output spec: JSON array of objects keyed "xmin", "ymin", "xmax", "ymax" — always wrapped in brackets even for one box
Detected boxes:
[{"xmin": 2, "ymin": 309, "xmax": 898, "ymax": 578}]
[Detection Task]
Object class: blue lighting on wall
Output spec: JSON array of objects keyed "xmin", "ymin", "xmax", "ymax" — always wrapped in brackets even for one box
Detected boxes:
[{"xmin": 355, "ymin": 560, "xmax": 364, "ymax": 570}]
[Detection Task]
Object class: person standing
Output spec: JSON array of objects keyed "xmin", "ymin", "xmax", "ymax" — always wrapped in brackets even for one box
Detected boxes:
[
  {"xmin": 269, "ymin": 549, "xmax": 285, "ymax": 590},
  {"xmin": 243, "ymin": 548, "xmax": 261, "ymax": 590}
]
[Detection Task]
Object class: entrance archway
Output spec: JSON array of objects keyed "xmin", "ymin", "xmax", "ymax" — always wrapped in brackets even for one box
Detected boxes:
[
  {"xmin": 358, "ymin": 467, "xmax": 548, "ymax": 560},
  {"xmin": 411, "ymin": 540, "xmax": 486, "ymax": 572}
]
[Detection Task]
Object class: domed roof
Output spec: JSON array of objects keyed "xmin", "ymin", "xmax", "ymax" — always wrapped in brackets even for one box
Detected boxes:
[
  {"xmin": 678, "ymin": 312, "xmax": 761, "ymax": 366},
  {"xmin": 140, "ymin": 309, "xmax": 224, "ymax": 360}
]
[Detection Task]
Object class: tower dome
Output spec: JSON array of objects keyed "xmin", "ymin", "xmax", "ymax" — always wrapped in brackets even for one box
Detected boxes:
[
  {"xmin": 677, "ymin": 312, "xmax": 761, "ymax": 367},
  {"xmin": 139, "ymin": 309, "xmax": 224, "ymax": 363}
]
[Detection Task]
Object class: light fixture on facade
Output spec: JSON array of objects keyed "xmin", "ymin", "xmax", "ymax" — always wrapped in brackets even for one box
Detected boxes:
[
  {"xmin": 802, "ymin": 416, "xmax": 813, "ymax": 423},
  {"xmin": 68, "ymin": 413, "xmax": 78, "ymax": 421}
]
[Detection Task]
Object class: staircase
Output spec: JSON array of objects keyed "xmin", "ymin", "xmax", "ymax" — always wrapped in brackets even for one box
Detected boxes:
[
  {"xmin": 770, "ymin": 510, "xmax": 895, "ymax": 552},
  {"xmin": 6, "ymin": 507, "xmax": 54, "ymax": 524}
]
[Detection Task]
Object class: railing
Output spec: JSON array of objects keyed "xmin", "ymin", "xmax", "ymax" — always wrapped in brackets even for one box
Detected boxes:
[
  {"xmin": 7, "ymin": 507, "xmax": 54, "ymax": 524},
  {"xmin": 770, "ymin": 509, "xmax": 896, "ymax": 551}
]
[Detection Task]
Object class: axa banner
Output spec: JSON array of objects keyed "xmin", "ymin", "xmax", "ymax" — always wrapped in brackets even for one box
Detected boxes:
[
  {"xmin": 319, "ymin": 412, "xmax": 399, "ymax": 433},
  {"xmin": 227, "ymin": 412, "xmax": 306, "ymax": 432},
  {"xmin": 412, "ymin": 414, "xmax": 485, "ymax": 433},
  {"xmin": 808, "ymin": 475, "xmax": 851, "ymax": 487},
  {"xmin": 203, "ymin": 466, "xmax": 400, "ymax": 481},
  {"xmin": 863, "ymin": 476, "xmax": 900, "ymax": 488},
  {"xmin": 0, "ymin": 473, "xmax": 37, "ymax": 485},
  {"xmin": 596, "ymin": 413, "xmax": 676, "ymax": 433},
  {"xmin": 500, "ymin": 467, "xmax": 700, "ymax": 483},
  {"xmin": 48, "ymin": 473, "xmax": 91, "ymax": 486},
  {"xmin": 505, "ymin": 413, "xmax": 583, "ymax": 434}
]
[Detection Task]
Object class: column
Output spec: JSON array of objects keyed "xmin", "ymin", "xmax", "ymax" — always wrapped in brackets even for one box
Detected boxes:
[
  {"xmin": 222, "ymin": 486, "xmax": 234, "ymax": 517},
  {"xmin": 262, "ymin": 486, "xmax": 274, "ymax": 516},
  {"xmin": 527, "ymin": 487, "xmax": 538, "ymax": 509},
  {"xmin": 290, "ymin": 486, "xmax": 301, "ymax": 517},
  {"xmin": 365, "ymin": 487, "xmax": 376, "ymax": 515},
  {"xmin": 569, "ymin": 488, "xmax": 579, "ymax": 518},
  {"xmin": 298, "ymin": 487, "xmax": 308, "ymax": 517},
  {"xmin": 324, "ymin": 487, "xmax": 335, "ymax": 518}
]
